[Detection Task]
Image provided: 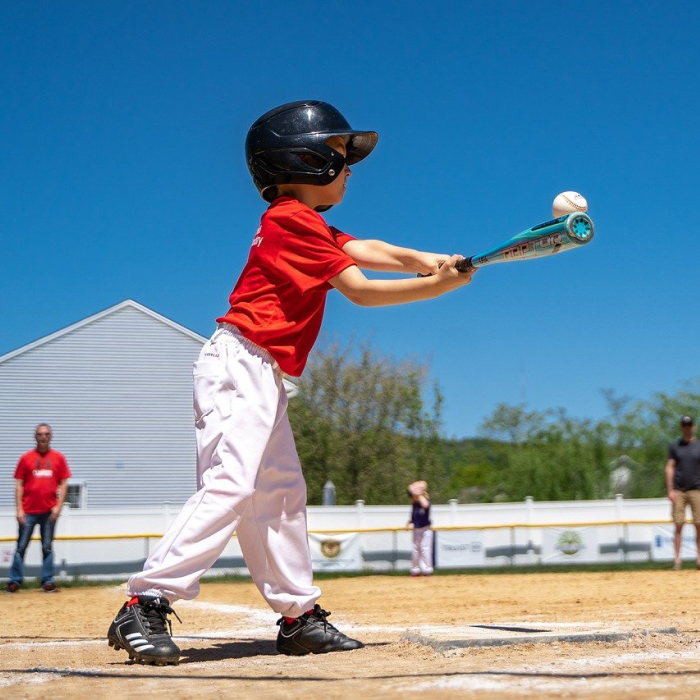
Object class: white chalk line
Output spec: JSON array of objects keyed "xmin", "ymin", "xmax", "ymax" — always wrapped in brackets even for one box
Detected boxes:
[
  {"xmin": 5, "ymin": 602, "xmax": 696, "ymax": 694},
  {"xmin": 408, "ymin": 647, "xmax": 700, "ymax": 694},
  {"xmin": 2, "ymin": 639, "xmax": 105, "ymax": 651},
  {"xmin": 0, "ymin": 666, "xmax": 121, "ymax": 689},
  {"xmin": 0, "ymin": 601, "xmax": 655, "ymax": 651}
]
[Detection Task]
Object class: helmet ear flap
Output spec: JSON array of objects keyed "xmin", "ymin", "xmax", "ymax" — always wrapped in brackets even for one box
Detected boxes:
[
  {"xmin": 290, "ymin": 144, "xmax": 346, "ymax": 183},
  {"xmin": 255, "ymin": 144, "xmax": 346, "ymax": 189}
]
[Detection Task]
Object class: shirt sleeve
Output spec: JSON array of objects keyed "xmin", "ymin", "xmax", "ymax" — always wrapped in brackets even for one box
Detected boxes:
[
  {"xmin": 57, "ymin": 454, "xmax": 72, "ymax": 480},
  {"xmin": 13, "ymin": 456, "xmax": 27, "ymax": 481},
  {"xmin": 668, "ymin": 442, "xmax": 677, "ymax": 461},
  {"xmin": 276, "ymin": 210, "xmax": 357, "ymax": 294},
  {"xmin": 330, "ymin": 226, "xmax": 357, "ymax": 248}
]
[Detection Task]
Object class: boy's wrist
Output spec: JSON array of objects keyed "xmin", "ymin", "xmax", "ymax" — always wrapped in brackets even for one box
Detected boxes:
[{"xmin": 420, "ymin": 273, "xmax": 443, "ymax": 297}]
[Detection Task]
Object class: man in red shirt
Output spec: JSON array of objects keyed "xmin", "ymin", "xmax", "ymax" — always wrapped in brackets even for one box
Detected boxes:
[{"xmin": 5, "ymin": 423, "xmax": 71, "ymax": 593}]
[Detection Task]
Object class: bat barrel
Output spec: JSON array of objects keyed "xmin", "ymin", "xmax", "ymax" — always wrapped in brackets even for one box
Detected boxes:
[
  {"xmin": 417, "ymin": 211, "xmax": 594, "ymax": 277},
  {"xmin": 469, "ymin": 212, "xmax": 594, "ymax": 268}
]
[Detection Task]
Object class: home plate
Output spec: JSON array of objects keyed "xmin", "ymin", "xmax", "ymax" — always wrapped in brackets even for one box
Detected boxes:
[{"xmin": 400, "ymin": 621, "xmax": 679, "ymax": 650}]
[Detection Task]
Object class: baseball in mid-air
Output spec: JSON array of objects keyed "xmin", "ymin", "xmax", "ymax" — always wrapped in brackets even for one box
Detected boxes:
[{"xmin": 552, "ymin": 191, "xmax": 588, "ymax": 218}]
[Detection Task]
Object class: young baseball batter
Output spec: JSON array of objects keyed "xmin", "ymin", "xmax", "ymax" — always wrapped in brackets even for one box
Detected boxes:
[{"xmin": 107, "ymin": 100, "xmax": 475, "ymax": 665}]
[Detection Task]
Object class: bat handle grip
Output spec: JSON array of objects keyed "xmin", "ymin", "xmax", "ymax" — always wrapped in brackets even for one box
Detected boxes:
[
  {"xmin": 417, "ymin": 256, "xmax": 474, "ymax": 277},
  {"xmin": 455, "ymin": 256, "xmax": 474, "ymax": 272}
]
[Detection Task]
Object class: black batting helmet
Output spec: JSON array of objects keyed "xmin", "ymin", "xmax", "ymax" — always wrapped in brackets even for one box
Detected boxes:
[{"xmin": 245, "ymin": 100, "xmax": 378, "ymax": 203}]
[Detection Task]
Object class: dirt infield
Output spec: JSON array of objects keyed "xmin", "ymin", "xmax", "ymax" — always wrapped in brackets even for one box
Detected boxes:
[{"xmin": 2, "ymin": 569, "xmax": 700, "ymax": 698}]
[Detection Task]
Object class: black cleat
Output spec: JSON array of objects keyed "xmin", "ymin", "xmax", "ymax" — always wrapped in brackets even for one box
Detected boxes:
[
  {"xmin": 276, "ymin": 604, "xmax": 364, "ymax": 655},
  {"xmin": 107, "ymin": 595, "xmax": 182, "ymax": 665},
  {"xmin": 4, "ymin": 582, "xmax": 20, "ymax": 593}
]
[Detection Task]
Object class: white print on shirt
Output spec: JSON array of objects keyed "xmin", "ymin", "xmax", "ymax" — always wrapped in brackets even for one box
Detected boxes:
[
  {"xmin": 251, "ymin": 226, "xmax": 263, "ymax": 248},
  {"xmin": 32, "ymin": 469, "xmax": 53, "ymax": 478}
]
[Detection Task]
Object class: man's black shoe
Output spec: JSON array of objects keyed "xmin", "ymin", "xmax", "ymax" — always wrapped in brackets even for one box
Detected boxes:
[
  {"xmin": 107, "ymin": 595, "xmax": 181, "ymax": 665},
  {"xmin": 276, "ymin": 604, "xmax": 364, "ymax": 655}
]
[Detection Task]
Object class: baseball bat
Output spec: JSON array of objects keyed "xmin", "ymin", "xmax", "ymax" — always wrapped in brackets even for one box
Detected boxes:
[{"xmin": 420, "ymin": 212, "xmax": 594, "ymax": 275}]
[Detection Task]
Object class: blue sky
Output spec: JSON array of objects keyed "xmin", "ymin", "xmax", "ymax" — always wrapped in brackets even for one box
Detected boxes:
[{"xmin": 2, "ymin": 1, "xmax": 699, "ymax": 438}]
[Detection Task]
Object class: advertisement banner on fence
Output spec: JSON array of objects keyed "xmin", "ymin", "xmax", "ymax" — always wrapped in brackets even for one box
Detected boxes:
[
  {"xmin": 541, "ymin": 527, "xmax": 599, "ymax": 563},
  {"xmin": 435, "ymin": 529, "xmax": 485, "ymax": 568},
  {"xmin": 651, "ymin": 524, "xmax": 698, "ymax": 561},
  {"xmin": 308, "ymin": 533, "xmax": 362, "ymax": 571}
]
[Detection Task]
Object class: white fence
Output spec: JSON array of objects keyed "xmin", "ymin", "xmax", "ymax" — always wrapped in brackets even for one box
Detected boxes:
[{"xmin": 0, "ymin": 496, "xmax": 689, "ymax": 581}]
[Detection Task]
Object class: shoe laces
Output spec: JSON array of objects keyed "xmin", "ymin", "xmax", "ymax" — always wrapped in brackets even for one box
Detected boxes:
[
  {"xmin": 310, "ymin": 605, "xmax": 332, "ymax": 632},
  {"xmin": 141, "ymin": 598, "xmax": 182, "ymax": 636},
  {"xmin": 276, "ymin": 604, "xmax": 339, "ymax": 633}
]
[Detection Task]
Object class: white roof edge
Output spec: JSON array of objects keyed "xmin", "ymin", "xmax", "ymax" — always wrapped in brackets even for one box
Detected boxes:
[
  {"xmin": 0, "ymin": 299, "xmax": 299, "ymax": 396},
  {"xmin": 0, "ymin": 299, "xmax": 208, "ymax": 364},
  {"xmin": 126, "ymin": 300, "xmax": 208, "ymax": 343}
]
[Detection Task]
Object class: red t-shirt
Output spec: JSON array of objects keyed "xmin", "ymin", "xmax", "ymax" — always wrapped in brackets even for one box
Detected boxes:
[
  {"xmin": 217, "ymin": 197, "xmax": 357, "ymax": 376},
  {"xmin": 14, "ymin": 448, "xmax": 72, "ymax": 514}
]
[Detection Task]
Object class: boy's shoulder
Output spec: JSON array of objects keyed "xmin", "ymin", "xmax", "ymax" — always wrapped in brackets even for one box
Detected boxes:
[
  {"xmin": 263, "ymin": 197, "xmax": 329, "ymax": 231},
  {"xmin": 265, "ymin": 196, "xmax": 318, "ymax": 217}
]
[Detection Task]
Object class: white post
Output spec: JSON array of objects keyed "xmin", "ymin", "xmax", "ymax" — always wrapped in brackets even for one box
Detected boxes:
[
  {"xmin": 615, "ymin": 493, "xmax": 624, "ymax": 520},
  {"xmin": 615, "ymin": 493, "xmax": 625, "ymax": 560},
  {"xmin": 355, "ymin": 500, "xmax": 365, "ymax": 530},
  {"xmin": 58, "ymin": 505, "xmax": 70, "ymax": 578},
  {"xmin": 449, "ymin": 498, "xmax": 458, "ymax": 526},
  {"xmin": 525, "ymin": 496, "xmax": 535, "ymax": 559},
  {"xmin": 163, "ymin": 501, "xmax": 172, "ymax": 529}
]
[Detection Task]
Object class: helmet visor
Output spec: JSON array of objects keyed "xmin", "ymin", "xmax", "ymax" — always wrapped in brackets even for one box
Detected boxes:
[{"xmin": 346, "ymin": 131, "xmax": 378, "ymax": 164}]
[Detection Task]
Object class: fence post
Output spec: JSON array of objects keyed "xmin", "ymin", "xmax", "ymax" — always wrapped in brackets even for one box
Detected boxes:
[
  {"xmin": 355, "ymin": 500, "xmax": 365, "ymax": 529},
  {"xmin": 59, "ymin": 506, "xmax": 71, "ymax": 578},
  {"xmin": 615, "ymin": 494, "xmax": 625, "ymax": 562},
  {"xmin": 449, "ymin": 499, "xmax": 458, "ymax": 526},
  {"xmin": 163, "ymin": 501, "xmax": 172, "ymax": 530},
  {"xmin": 525, "ymin": 496, "xmax": 537, "ymax": 564}
]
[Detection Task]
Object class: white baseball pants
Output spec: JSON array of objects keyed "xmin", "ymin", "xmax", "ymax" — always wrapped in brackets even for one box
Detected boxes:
[
  {"xmin": 411, "ymin": 527, "xmax": 434, "ymax": 575},
  {"xmin": 128, "ymin": 324, "xmax": 321, "ymax": 617}
]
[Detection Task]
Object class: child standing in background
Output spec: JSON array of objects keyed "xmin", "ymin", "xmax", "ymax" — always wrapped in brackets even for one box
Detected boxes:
[{"xmin": 407, "ymin": 480, "xmax": 433, "ymax": 576}]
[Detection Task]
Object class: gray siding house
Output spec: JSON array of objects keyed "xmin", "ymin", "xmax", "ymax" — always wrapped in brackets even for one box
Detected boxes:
[{"xmin": 1, "ymin": 301, "xmax": 229, "ymax": 510}]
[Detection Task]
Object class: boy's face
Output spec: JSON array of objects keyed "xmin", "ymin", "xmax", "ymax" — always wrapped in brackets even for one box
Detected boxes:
[{"xmin": 320, "ymin": 136, "xmax": 351, "ymax": 206}]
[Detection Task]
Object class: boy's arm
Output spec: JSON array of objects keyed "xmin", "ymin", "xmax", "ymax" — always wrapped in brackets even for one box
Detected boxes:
[
  {"xmin": 330, "ymin": 255, "xmax": 474, "ymax": 307},
  {"xmin": 342, "ymin": 239, "xmax": 448, "ymax": 276}
]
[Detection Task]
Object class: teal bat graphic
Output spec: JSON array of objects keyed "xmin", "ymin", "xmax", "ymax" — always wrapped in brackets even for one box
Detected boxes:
[{"xmin": 454, "ymin": 212, "xmax": 594, "ymax": 272}]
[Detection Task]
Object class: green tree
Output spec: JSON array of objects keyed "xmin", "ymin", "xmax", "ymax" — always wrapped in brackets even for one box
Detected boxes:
[
  {"xmin": 288, "ymin": 339, "xmax": 443, "ymax": 504},
  {"xmin": 477, "ymin": 405, "xmax": 612, "ymax": 501},
  {"xmin": 610, "ymin": 379, "xmax": 700, "ymax": 497}
]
